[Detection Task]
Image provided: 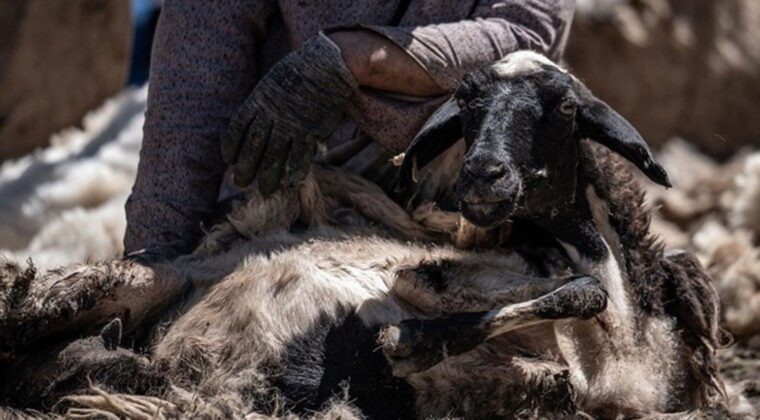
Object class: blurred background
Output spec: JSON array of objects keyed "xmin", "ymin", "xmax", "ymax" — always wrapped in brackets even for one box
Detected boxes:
[
  {"xmin": 0, "ymin": 0, "xmax": 158, "ymax": 161},
  {"xmin": 2, "ymin": 0, "xmax": 759, "ymax": 162},
  {"xmin": 0, "ymin": 0, "xmax": 758, "ymax": 408}
]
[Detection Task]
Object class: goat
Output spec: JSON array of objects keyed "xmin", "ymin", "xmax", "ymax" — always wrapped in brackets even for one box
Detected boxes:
[
  {"xmin": 0, "ymin": 52, "xmax": 727, "ymax": 419},
  {"xmin": 386, "ymin": 51, "xmax": 728, "ymax": 417},
  {"xmin": 0, "ymin": 168, "xmax": 583, "ymax": 419}
]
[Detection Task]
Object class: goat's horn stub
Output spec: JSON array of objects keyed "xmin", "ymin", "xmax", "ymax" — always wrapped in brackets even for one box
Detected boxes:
[
  {"xmin": 578, "ymin": 96, "xmax": 672, "ymax": 188},
  {"xmin": 399, "ymin": 98, "xmax": 463, "ymax": 195}
]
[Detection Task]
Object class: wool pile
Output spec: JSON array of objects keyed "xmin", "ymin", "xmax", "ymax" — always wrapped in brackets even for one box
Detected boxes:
[{"xmin": 0, "ymin": 86, "xmax": 146, "ymax": 270}]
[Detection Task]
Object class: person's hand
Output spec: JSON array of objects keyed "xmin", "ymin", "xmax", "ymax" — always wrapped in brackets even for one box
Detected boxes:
[{"xmin": 222, "ymin": 33, "xmax": 357, "ymax": 194}]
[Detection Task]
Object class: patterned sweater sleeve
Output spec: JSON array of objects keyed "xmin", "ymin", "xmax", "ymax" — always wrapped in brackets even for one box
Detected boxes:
[
  {"xmin": 124, "ymin": 0, "xmax": 275, "ymax": 256},
  {"xmin": 346, "ymin": 0, "xmax": 576, "ymax": 153}
]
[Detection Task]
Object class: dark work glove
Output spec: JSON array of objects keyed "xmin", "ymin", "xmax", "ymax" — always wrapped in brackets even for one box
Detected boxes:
[{"xmin": 222, "ymin": 33, "xmax": 358, "ymax": 194}]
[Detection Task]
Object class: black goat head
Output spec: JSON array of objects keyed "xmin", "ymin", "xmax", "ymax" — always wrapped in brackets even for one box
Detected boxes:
[{"xmin": 400, "ymin": 51, "xmax": 670, "ymax": 229}]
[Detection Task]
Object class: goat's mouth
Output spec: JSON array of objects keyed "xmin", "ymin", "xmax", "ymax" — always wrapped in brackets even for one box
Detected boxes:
[{"xmin": 461, "ymin": 199, "xmax": 516, "ymax": 229}]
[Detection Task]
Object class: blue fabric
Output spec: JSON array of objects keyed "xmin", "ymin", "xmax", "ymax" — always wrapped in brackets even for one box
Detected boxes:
[
  {"xmin": 127, "ymin": 0, "xmax": 161, "ymax": 86},
  {"xmin": 132, "ymin": 0, "xmax": 157, "ymax": 25}
]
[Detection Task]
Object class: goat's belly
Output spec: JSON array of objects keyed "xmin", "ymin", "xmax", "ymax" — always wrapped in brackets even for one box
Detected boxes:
[
  {"xmin": 152, "ymin": 232, "xmax": 555, "ymax": 415},
  {"xmin": 155, "ymin": 243, "xmax": 401, "ymax": 366},
  {"xmin": 150, "ymin": 235, "xmax": 445, "ymax": 411}
]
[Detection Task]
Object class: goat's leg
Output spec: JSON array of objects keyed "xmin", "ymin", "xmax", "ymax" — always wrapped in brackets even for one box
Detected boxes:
[
  {"xmin": 391, "ymin": 258, "xmax": 579, "ymax": 316},
  {"xmin": 410, "ymin": 344, "xmax": 577, "ymax": 418},
  {"xmin": 2, "ymin": 319, "xmax": 162, "ymax": 410},
  {"xmin": 0, "ymin": 258, "xmax": 183, "ymax": 352},
  {"xmin": 379, "ymin": 275, "xmax": 607, "ymax": 377}
]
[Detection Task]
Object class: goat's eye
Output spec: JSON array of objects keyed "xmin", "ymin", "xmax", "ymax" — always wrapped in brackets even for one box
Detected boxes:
[
  {"xmin": 457, "ymin": 98, "xmax": 467, "ymax": 110},
  {"xmin": 557, "ymin": 100, "xmax": 577, "ymax": 117}
]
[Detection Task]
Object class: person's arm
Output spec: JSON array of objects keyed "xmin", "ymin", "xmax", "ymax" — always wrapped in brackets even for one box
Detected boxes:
[
  {"xmin": 124, "ymin": 0, "xmax": 275, "ymax": 257},
  {"xmin": 222, "ymin": 0, "xmax": 575, "ymax": 192},
  {"xmin": 328, "ymin": 31, "xmax": 445, "ymax": 97},
  {"xmin": 348, "ymin": 0, "xmax": 575, "ymax": 92},
  {"xmin": 334, "ymin": 0, "xmax": 576, "ymax": 152}
]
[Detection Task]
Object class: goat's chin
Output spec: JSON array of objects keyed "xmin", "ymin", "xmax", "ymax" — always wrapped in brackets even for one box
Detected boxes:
[{"xmin": 461, "ymin": 200, "xmax": 515, "ymax": 229}]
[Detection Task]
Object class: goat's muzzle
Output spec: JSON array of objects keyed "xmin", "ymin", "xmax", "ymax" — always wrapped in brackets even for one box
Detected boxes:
[{"xmin": 454, "ymin": 161, "xmax": 522, "ymax": 228}]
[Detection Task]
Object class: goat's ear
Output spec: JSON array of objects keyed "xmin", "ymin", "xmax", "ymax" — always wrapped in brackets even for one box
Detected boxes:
[
  {"xmin": 577, "ymin": 95, "xmax": 672, "ymax": 188},
  {"xmin": 399, "ymin": 98, "xmax": 463, "ymax": 193}
]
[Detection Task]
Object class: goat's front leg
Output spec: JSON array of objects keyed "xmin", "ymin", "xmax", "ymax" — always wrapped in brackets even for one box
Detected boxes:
[
  {"xmin": 390, "ymin": 256, "xmax": 577, "ymax": 316},
  {"xmin": 379, "ymin": 275, "xmax": 607, "ymax": 377}
]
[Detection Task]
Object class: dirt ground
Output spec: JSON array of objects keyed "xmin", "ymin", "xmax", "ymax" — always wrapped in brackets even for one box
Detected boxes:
[{"xmin": 721, "ymin": 346, "xmax": 760, "ymax": 413}]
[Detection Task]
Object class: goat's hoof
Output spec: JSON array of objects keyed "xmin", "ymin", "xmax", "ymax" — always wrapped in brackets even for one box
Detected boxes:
[
  {"xmin": 379, "ymin": 323, "xmax": 432, "ymax": 377},
  {"xmin": 379, "ymin": 313, "xmax": 488, "ymax": 378},
  {"xmin": 537, "ymin": 275, "xmax": 608, "ymax": 320},
  {"xmin": 378, "ymin": 325, "xmax": 412, "ymax": 357}
]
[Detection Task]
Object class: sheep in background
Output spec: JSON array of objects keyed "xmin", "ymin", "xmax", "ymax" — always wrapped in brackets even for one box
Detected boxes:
[{"xmin": 0, "ymin": 52, "xmax": 739, "ymax": 418}]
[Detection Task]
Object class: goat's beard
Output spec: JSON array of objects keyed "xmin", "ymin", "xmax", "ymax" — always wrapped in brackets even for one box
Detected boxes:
[{"xmin": 460, "ymin": 199, "xmax": 516, "ymax": 229}]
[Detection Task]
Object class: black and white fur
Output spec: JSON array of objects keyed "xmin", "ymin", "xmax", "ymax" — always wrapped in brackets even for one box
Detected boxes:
[{"xmin": 387, "ymin": 51, "xmax": 725, "ymax": 417}]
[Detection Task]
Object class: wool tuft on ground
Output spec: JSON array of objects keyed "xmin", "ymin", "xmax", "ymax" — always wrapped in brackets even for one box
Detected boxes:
[{"xmin": 0, "ymin": 86, "xmax": 145, "ymax": 270}]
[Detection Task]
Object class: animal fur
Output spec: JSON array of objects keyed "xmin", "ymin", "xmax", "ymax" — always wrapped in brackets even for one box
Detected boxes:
[
  {"xmin": 0, "ymin": 156, "xmax": 729, "ymax": 418},
  {"xmin": 0, "ymin": 53, "xmax": 736, "ymax": 419}
]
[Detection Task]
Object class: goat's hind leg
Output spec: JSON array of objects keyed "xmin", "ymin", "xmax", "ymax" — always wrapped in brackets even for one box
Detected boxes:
[
  {"xmin": 380, "ymin": 275, "xmax": 608, "ymax": 377},
  {"xmin": 0, "ymin": 258, "xmax": 183, "ymax": 352},
  {"xmin": 3, "ymin": 318, "xmax": 162, "ymax": 411}
]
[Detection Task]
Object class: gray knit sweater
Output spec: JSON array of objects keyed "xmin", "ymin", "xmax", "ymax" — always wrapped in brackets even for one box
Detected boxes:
[{"xmin": 125, "ymin": 0, "xmax": 576, "ymax": 255}]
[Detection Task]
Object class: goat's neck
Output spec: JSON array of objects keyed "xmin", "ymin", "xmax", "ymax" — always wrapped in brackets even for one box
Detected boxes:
[
  {"xmin": 532, "ymin": 180, "xmax": 634, "ymax": 339},
  {"xmin": 545, "ymin": 181, "xmax": 675, "ymax": 415}
]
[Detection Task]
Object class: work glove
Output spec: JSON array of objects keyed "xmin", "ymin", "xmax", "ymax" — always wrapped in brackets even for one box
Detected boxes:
[{"xmin": 221, "ymin": 33, "xmax": 358, "ymax": 194}]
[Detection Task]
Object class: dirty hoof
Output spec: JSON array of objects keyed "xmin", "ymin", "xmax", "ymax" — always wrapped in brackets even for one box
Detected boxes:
[
  {"xmin": 99, "ymin": 318, "xmax": 123, "ymax": 350},
  {"xmin": 379, "ymin": 321, "xmax": 446, "ymax": 378},
  {"xmin": 379, "ymin": 313, "xmax": 487, "ymax": 378},
  {"xmin": 536, "ymin": 275, "xmax": 607, "ymax": 320},
  {"xmin": 378, "ymin": 324, "xmax": 412, "ymax": 358}
]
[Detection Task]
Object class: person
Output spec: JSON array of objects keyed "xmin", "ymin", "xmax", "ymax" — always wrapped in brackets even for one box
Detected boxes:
[{"xmin": 124, "ymin": 0, "xmax": 577, "ymax": 260}]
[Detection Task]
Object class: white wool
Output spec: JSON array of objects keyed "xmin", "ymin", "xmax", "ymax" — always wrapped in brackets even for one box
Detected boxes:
[
  {"xmin": 692, "ymin": 220, "xmax": 760, "ymax": 338},
  {"xmin": 575, "ymin": 0, "xmax": 628, "ymax": 17},
  {"xmin": 719, "ymin": 249, "xmax": 760, "ymax": 337},
  {"xmin": 728, "ymin": 153, "xmax": 760, "ymax": 233},
  {"xmin": 0, "ymin": 86, "xmax": 146, "ymax": 269},
  {"xmin": 692, "ymin": 219, "xmax": 739, "ymax": 257},
  {"xmin": 2, "ymin": 194, "xmax": 128, "ymax": 269},
  {"xmin": 491, "ymin": 50, "xmax": 565, "ymax": 77},
  {"xmin": 656, "ymin": 138, "xmax": 718, "ymax": 192}
]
